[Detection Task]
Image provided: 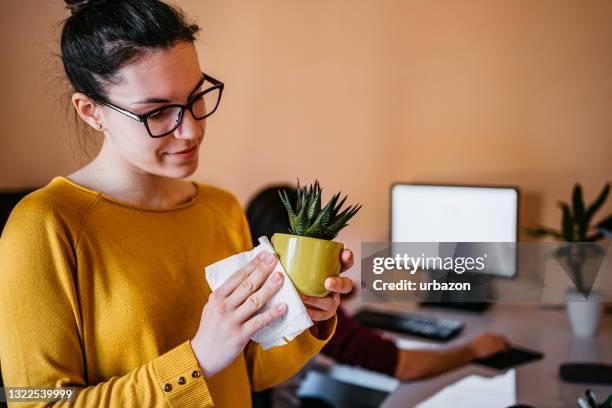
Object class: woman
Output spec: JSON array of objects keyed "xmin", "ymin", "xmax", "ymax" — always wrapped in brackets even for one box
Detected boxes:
[{"xmin": 0, "ymin": 1, "xmax": 352, "ymax": 407}]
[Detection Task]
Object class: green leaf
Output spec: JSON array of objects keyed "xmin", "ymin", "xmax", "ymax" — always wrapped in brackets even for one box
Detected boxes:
[
  {"xmin": 303, "ymin": 197, "xmax": 334, "ymax": 237},
  {"xmin": 331, "ymin": 194, "xmax": 348, "ymax": 219},
  {"xmin": 323, "ymin": 192, "xmax": 340, "ymax": 224},
  {"xmin": 295, "ymin": 178, "xmax": 304, "ymax": 215},
  {"xmin": 572, "ymin": 184, "xmax": 587, "ymax": 240},
  {"xmin": 307, "ymin": 180, "xmax": 322, "ymax": 222},
  {"xmin": 303, "ymin": 223, "xmax": 324, "ymax": 238},
  {"xmin": 585, "ymin": 232, "xmax": 604, "ymax": 242},
  {"xmin": 279, "ymin": 190, "xmax": 297, "ymax": 232},
  {"xmin": 522, "ymin": 226, "xmax": 563, "ymax": 239},
  {"xmin": 330, "ymin": 206, "xmax": 353, "ymax": 228},
  {"xmin": 294, "ymin": 195, "xmax": 309, "ymax": 235},
  {"xmin": 586, "ymin": 182, "xmax": 610, "ymax": 225},
  {"xmin": 559, "ymin": 202, "xmax": 575, "ymax": 242},
  {"xmin": 327, "ymin": 204, "xmax": 362, "ymax": 238}
]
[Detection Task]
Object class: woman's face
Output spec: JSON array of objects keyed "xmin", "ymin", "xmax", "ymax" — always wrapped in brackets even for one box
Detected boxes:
[{"xmin": 98, "ymin": 42, "xmax": 206, "ymax": 179}]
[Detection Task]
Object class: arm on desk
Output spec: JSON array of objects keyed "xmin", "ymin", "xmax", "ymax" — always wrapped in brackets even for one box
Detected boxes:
[
  {"xmin": 322, "ymin": 307, "xmax": 399, "ymax": 376},
  {"xmin": 395, "ymin": 333, "xmax": 510, "ymax": 381}
]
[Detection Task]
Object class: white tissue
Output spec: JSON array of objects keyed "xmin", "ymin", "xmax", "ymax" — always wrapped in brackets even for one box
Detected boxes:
[{"xmin": 204, "ymin": 236, "xmax": 313, "ymax": 350}]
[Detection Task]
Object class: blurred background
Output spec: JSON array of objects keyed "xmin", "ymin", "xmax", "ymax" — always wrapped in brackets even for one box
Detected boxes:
[{"xmin": 1, "ymin": 0, "xmax": 611, "ymax": 288}]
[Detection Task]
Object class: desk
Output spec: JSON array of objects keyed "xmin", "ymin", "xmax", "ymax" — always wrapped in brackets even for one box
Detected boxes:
[{"xmin": 355, "ymin": 302, "xmax": 612, "ymax": 408}]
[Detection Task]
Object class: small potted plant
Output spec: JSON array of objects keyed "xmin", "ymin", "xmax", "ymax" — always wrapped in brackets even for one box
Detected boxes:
[
  {"xmin": 271, "ymin": 180, "xmax": 361, "ymax": 297},
  {"xmin": 525, "ymin": 182, "xmax": 610, "ymax": 337}
]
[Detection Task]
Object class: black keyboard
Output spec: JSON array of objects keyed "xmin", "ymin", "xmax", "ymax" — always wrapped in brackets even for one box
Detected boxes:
[{"xmin": 354, "ymin": 309, "xmax": 464, "ymax": 341}]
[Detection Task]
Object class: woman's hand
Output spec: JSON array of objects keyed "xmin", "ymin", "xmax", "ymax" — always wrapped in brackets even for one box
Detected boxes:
[
  {"xmin": 300, "ymin": 248, "xmax": 354, "ymax": 322},
  {"xmin": 191, "ymin": 252, "xmax": 286, "ymax": 379},
  {"xmin": 467, "ymin": 333, "xmax": 511, "ymax": 359}
]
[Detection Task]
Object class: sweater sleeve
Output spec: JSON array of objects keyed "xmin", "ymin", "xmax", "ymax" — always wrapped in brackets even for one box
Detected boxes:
[
  {"xmin": 0, "ymin": 200, "xmax": 213, "ymax": 408},
  {"xmin": 244, "ymin": 315, "xmax": 337, "ymax": 392},
  {"xmin": 322, "ymin": 307, "xmax": 399, "ymax": 376}
]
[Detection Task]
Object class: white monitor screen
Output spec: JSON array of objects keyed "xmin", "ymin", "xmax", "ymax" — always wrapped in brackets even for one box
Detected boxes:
[{"xmin": 391, "ymin": 184, "xmax": 518, "ymax": 277}]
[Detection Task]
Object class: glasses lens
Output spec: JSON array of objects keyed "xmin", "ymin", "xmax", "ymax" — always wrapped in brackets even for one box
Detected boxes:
[
  {"xmin": 146, "ymin": 106, "xmax": 183, "ymax": 137},
  {"xmin": 191, "ymin": 87, "xmax": 221, "ymax": 120}
]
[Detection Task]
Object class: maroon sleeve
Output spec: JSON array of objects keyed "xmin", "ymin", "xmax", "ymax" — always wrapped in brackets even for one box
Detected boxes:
[{"xmin": 322, "ymin": 307, "xmax": 398, "ymax": 376}]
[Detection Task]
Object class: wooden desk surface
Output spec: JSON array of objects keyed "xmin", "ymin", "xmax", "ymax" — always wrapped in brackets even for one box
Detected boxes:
[{"xmin": 357, "ymin": 302, "xmax": 612, "ymax": 408}]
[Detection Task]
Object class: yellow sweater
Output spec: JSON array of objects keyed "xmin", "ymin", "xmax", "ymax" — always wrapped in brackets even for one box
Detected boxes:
[{"xmin": 0, "ymin": 176, "xmax": 336, "ymax": 407}]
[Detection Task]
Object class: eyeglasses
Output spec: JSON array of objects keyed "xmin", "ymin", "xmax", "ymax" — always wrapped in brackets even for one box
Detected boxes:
[{"xmin": 93, "ymin": 73, "xmax": 224, "ymax": 138}]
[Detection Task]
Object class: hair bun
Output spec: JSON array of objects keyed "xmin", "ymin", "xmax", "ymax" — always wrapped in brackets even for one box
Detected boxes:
[{"xmin": 65, "ymin": 0, "xmax": 108, "ymax": 15}]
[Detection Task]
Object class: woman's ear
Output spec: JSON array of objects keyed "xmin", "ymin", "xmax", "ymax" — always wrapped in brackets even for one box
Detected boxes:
[{"xmin": 71, "ymin": 92, "xmax": 105, "ymax": 131}]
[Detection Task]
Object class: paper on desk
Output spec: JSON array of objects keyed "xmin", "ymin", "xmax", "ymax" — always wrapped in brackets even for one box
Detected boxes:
[
  {"xmin": 204, "ymin": 236, "xmax": 313, "ymax": 350},
  {"xmin": 327, "ymin": 365, "xmax": 400, "ymax": 393},
  {"xmin": 395, "ymin": 338, "xmax": 445, "ymax": 350},
  {"xmin": 415, "ymin": 369, "xmax": 516, "ymax": 408}
]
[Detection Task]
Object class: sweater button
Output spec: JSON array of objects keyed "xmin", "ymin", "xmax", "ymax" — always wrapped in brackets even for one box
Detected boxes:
[
  {"xmin": 177, "ymin": 376, "xmax": 186, "ymax": 385},
  {"xmin": 191, "ymin": 370, "xmax": 201, "ymax": 378},
  {"xmin": 164, "ymin": 383, "xmax": 173, "ymax": 392}
]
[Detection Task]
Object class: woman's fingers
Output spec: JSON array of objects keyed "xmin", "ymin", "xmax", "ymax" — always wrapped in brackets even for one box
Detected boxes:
[
  {"xmin": 243, "ymin": 303, "xmax": 288, "ymax": 336},
  {"xmin": 305, "ymin": 305, "xmax": 333, "ymax": 322},
  {"xmin": 235, "ymin": 270, "xmax": 284, "ymax": 322},
  {"xmin": 340, "ymin": 248, "xmax": 354, "ymax": 273},
  {"xmin": 213, "ymin": 256, "xmax": 261, "ymax": 298},
  {"xmin": 215, "ymin": 248, "xmax": 354, "ymax": 332},
  {"xmin": 301, "ymin": 293, "xmax": 340, "ymax": 311},
  {"xmin": 225, "ymin": 252, "xmax": 277, "ymax": 307},
  {"xmin": 324, "ymin": 276, "xmax": 353, "ymax": 294}
]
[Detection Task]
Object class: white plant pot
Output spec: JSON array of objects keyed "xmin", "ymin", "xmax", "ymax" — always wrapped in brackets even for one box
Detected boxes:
[{"xmin": 565, "ymin": 289, "xmax": 602, "ymax": 337}]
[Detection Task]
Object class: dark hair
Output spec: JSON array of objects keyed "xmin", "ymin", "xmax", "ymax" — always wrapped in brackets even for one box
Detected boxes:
[
  {"xmin": 246, "ymin": 185, "xmax": 297, "ymax": 247},
  {"xmin": 61, "ymin": 0, "xmax": 200, "ymax": 100}
]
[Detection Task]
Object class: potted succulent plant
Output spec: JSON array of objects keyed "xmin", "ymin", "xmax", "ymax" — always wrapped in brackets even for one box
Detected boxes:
[
  {"xmin": 525, "ymin": 182, "xmax": 610, "ymax": 337},
  {"xmin": 271, "ymin": 180, "xmax": 361, "ymax": 297}
]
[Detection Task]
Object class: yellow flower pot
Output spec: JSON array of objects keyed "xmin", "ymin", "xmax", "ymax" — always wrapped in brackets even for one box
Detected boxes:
[{"xmin": 271, "ymin": 233, "xmax": 344, "ymax": 297}]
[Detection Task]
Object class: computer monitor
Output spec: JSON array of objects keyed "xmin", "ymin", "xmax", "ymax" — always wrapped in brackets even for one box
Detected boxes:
[{"xmin": 391, "ymin": 183, "xmax": 519, "ymax": 278}]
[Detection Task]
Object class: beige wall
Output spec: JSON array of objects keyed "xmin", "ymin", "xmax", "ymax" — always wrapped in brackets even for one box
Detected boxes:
[{"xmin": 1, "ymin": 1, "xmax": 611, "ymax": 270}]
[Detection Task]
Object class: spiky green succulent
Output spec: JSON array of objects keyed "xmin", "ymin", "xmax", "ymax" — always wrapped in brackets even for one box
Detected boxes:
[
  {"xmin": 278, "ymin": 180, "xmax": 361, "ymax": 240},
  {"xmin": 524, "ymin": 182, "xmax": 610, "ymax": 242},
  {"xmin": 523, "ymin": 182, "xmax": 610, "ymax": 296}
]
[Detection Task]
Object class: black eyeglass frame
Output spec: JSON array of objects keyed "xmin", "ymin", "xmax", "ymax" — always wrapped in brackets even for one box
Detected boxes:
[{"xmin": 92, "ymin": 73, "xmax": 224, "ymax": 138}]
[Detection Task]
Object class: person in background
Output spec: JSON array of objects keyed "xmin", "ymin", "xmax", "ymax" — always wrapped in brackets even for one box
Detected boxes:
[{"xmin": 247, "ymin": 185, "xmax": 511, "ymax": 407}]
